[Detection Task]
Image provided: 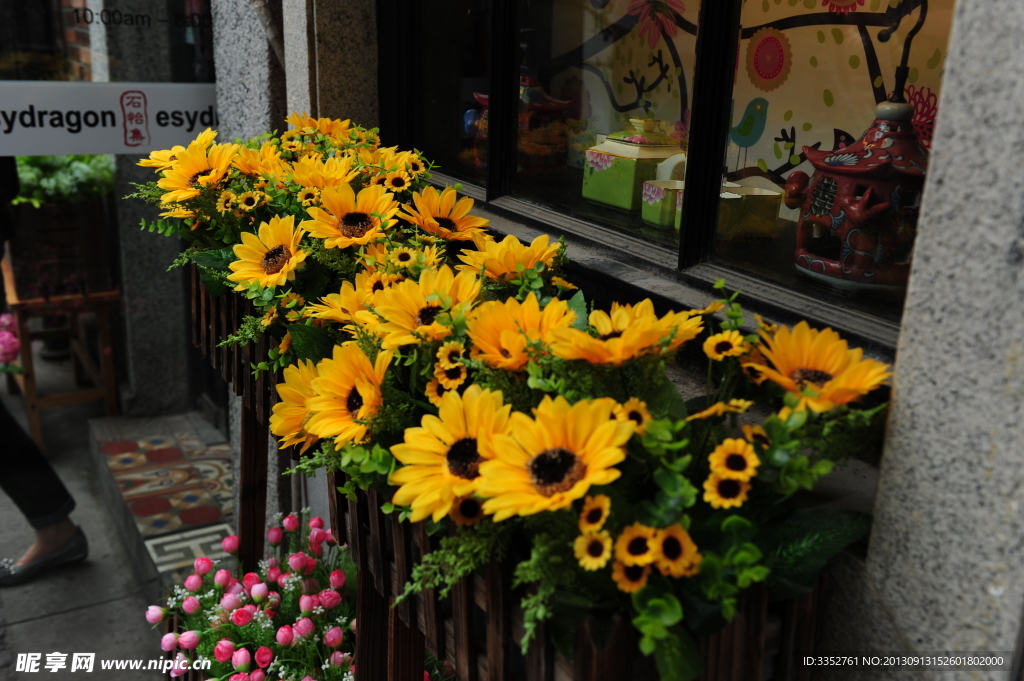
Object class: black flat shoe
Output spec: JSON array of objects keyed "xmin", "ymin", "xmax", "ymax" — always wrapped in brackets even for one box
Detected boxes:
[{"xmin": 0, "ymin": 527, "xmax": 89, "ymax": 587}]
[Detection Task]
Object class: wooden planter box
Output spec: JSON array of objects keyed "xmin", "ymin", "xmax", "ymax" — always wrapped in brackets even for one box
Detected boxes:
[{"xmin": 188, "ymin": 275, "xmax": 827, "ymax": 681}]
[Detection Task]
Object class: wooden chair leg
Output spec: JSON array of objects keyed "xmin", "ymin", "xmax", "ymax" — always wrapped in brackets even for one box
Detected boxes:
[
  {"xmin": 238, "ymin": 402, "xmax": 268, "ymax": 572},
  {"xmin": 96, "ymin": 302, "xmax": 118, "ymax": 416},
  {"xmin": 15, "ymin": 309, "xmax": 44, "ymax": 450}
]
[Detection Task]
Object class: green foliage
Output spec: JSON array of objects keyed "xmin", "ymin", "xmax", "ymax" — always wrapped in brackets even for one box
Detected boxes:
[
  {"xmin": 397, "ymin": 520, "xmax": 511, "ymax": 602},
  {"xmin": 218, "ymin": 314, "xmax": 266, "ymax": 347},
  {"xmin": 566, "ymin": 289, "xmax": 588, "ymax": 330},
  {"xmin": 14, "ymin": 155, "xmax": 115, "ymax": 207},
  {"xmin": 513, "ymin": 527, "xmax": 578, "ymax": 653},
  {"xmin": 288, "ymin": 322, "xmax": 334, "ymax": 363}
]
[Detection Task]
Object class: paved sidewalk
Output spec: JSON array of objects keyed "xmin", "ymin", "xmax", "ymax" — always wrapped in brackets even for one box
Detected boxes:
[{"xmin": 0, "ymin": 345, "xmax": 163, "ymax": 680}]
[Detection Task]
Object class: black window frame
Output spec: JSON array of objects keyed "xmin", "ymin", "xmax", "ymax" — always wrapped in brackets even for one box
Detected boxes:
[{"xmin": 377, "ymin": 0, "xmax": 903, "ymax": 354}]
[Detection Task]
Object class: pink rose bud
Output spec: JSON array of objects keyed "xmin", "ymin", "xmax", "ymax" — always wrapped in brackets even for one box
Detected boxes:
[
  {"xmin": 267, "ymin": 567, "xmax": 281, "ymax": 584},
  {"xmin": 303, "ymin": 555, "xmax": 317, "ymax": 575},
  {"xmin": 220, "ymin": 594, "xmax": 242, "ymax": 612},
  {"xmin": 351, "ymin": 618, "xmax": 357, "ymax": 634},
  {"xmin": 227, "ymin": 582, "xmax": 244, "ymax": 596},
  {"xmin": 424, "ymin": 672, "xmax": 431, "ymax": 681},
  {"xmin": 182, "ymin": 596, "xmax": 201, "ymax": 615},
  {"xmin": 222, "ymin": 535, "xmax": 240, "ymax": 554},
  {"xmin": 169, "ymin": 653, "xmax": 189, "ymax": 678},
  {"xmin": 287, "ymin": 552, "xmax": 307, "ymax": 572},
  {"xmin": 310, "ymin": 543, "xmax": 323, "ymax": 558},
  {"xmin": 184, "ymin": 573, "xmax": 203, "ymax": 592},
  {"xmin": 255, "ymin": 645, "xmax": 274, "ymax": 668},
  {"xmin": 299, "ymin": 595, "xmax": 314, "ymax": 615},
  {"xmin": 319, "ymin": 589, "xmax": 342, "ymax": 610},
  {"xmin": 160, "ymin": 633, "xmax": 178, "ymax": 652},
  {"xmin": 214, "ymin": 569, "xmax": 231, "ymax": 587},
  {"xmin": 232, "ymin": 648, "xmax": 251, "ymax": 672},
  {"xmin": 250, "ymin": 671, "xmax": 266, "ymax": 681},
  {"xmin": 267, "ymin": 527, "xmax": 283, "ymax": 545},
  {"xmin": 194, "ymin": 556, "xmax": 214, "ymax": 575},
  {"xmin": 329, "ymin": 570, "xmax": 347, "ymax": 589},
  {"xmin": 231, "ymin": 608, "xmax": 253, "ymax": 627},
  {"xmin": 243, "ymin": 572, "xmax": 261, "ymax": 588},
  {"xmin": 178, "ymin": 631, "xmax": 200, "ymax": 650},
  {"xmin": 330, "ymin": 651, "xmax": 346, "ymax": 667},
  {"xmin": 229, "ymin": 674, "xmax": 251, "ymax": 681},
  {"xmin": 309, "ymin": 517, "xmax": 324, "ymax": 529},
  {"xmin": 325, "ymin": 529, "xmax": 337, "ymax": 545},
  {"xmin": 302, "ymin": 677, "xmax": 315, "ymax": 681},
  {"xmin": 262, "ymin": 609, "xmax": 276, "ymax": 620},
  {"xmin": 282, "ymin": 515, "xmax": 299, "ymax": 532},
  {"xmin": 145, "ymin": 605, "xmax": 167, "ymax": 624},
  {"xmin": 309, "ymin": 528, "xmax": 325, "ymax": 544},
  {"xmin": 267, "ymin": 591, "xmax": 282, "ymax": 608},
  {"xmin": 266, "ymin": 556, "xmax": 278, "ymax": 568},
  {"xmin": 244, "ymin": 604, "xmax": 258, "ymax": 615},
  {"xmin": 293, "ymin": 617, "xmax": 315, "ymax": 639},
  {"xmin": 324, "ymin": 626, "xmax": 344, "ymax": 649},
  {"xmin": 251, "ymin": 583, "xmax": 268, "ymax": 603},
  {"xmin": 214, "ymin": 639, "xmax": 235, "ymax": 663},
  {"xmin": 276, "ymin": 625, "xmax": 294, "ymax": 646}
]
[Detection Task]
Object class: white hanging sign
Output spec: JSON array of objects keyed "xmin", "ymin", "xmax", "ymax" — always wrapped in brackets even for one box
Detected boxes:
[{"xmin": 0, "ymin": 81, "xmax": 218, "ymax": 156}]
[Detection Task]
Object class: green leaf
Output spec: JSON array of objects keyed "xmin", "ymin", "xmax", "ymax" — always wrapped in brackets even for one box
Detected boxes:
[
  {"xmin": 199, "ymin": 268, "xmax": 231, "ymax": 296},
  {"xmin": 567, "ymin": 290, "xmax": 588, "ymax": 330},
  {"xmin": 653, "ymin": 625, "xmax": 701, "ymax": 681},
  {"xmin": 191, "ymin": 247, "xmax": 236, "ymax": 271},
  {"xmin": 287, "ymin": 323, "xmax": 334, "ymax": 363}
]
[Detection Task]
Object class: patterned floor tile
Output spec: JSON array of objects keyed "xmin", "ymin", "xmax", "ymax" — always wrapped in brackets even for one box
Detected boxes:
[
  {"xmin": 127, "ymin": 485, "xmax": 224, "ymax": 537},
  {"xmin": 115, "ymin": 465, "xmax": 200, "ymax": 498},
  {"xmin": 145, "ymin": 523, "xmax": 233, "ymax": 573},
  {"xmin": 191, "ymin": 458, "xmax": 234, "ymax": 517}
]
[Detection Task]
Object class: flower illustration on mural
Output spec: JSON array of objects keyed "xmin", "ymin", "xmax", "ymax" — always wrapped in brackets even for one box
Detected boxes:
[
  {"xmin": 821, "ymin": 0, "xmax": 864, "ymax": 14},
  {"xmin": 905, "ymin": 85, "xmax": 938, "ymax": 149},
  {"xmin": 586, "ymin": 150, "xmax": 614, "ymax": 172},
  {"xmin": 628, "ymin": 0, "xmax": 686, "ymax": 51},
  {"xmin": 670, "ymin": 110, "xmax": 691, "ymax": 142},
  {"xmin": 642, "ymin": 183, "xmax": 666, "ymax": 205},
  {"xmin": 745, "ymin": 27, "xmax": 793, "ymax": 92}
]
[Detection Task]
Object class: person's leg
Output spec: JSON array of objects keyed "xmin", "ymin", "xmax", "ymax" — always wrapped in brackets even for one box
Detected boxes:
[{"xmin": 0, "ymin": 398, "xmax": 79, "ymax": 566}]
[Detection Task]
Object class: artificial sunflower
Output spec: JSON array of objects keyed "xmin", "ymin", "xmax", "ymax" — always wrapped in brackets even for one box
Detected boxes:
[
  {"xmin": 743, "ymin": 321, "xmax": 892, "ymax": 413},
  {"xmin": 424, "ymin": 379, "xmax": 449, "ymax": 407},
  {"xmin": 611, "ymin": 561, "xmax": 650, "ymax": 593},
  {"xmin": 614, "ymin": 522, "xmax": 660, "ymax": 567},
  {"xmin": 139, "ymin": 144, "xmax": 186, "ymax": 172},
  {"xmin": 401, "ymin": 185, "xmax": 489, "ymax": 241},
  {"xmin": 390, "ymin": 385, "xmax": 512, "ymax": 523},
  {"xmin": 370, "ymin": 175, "xmax": 389, "ymax": 188},
  {"xmin": 437, "ymin": 340, "xmax": 465, "ymax": 369},
  {"xmin": 738, "ymin": 346, "xmax": 770, "ymax": 385},
  {"xmin": 269, "ymin": 359, "xmax": 319, "ymax": 453},
  {"xmin": 389, "ymin": 247, "xmax": 417, "ymax": 268},
  {"xmin": 456, "ymin": 233, "xmax": 561, "ymax": 283},
  {"xmin": 226, "ymin": 215, "xmax": 308, "ymax": 290},
  {"xmin": 742, "ymin": 424, "xmax": 771, "ymax": 451},
  {"xmin": 708, "ymin": 438, "xmax": 760, "ymax": 482},
  {"xmin": 477, "ymin": 396, "xmax": 633, "ymax": 522},
  {"xmin": 578, "ymin": 494, "xmax": 611, "ymax": 533},
  {"xmin": 306, "ymin": 343, "xmax": 394, "ymax": 447},
  {"xmin": 298, "ymin": 186, "xmax": 321, "ymax": 206},
  {"xmin": 614, "ymin": 398, "xmax": 652, "ymax": 435},
  {"xmin": 301, "ymin": 184, "xmax": 400, "ymax": 249},
  {"xmin": 383, "ymin": 171, "xmax": 412, "ymax": 193},
  {"xmin": 574, "ymin": 531, "xmax": 613, "ymax": 571},
  {"xmin": 703, "ymin": 330, "xmax": 747, "ymax": 361},
  {"xmin": 653, "ymin": 525, "xmax": 701, "ymax": 578},
  {"xmin": 308, "ymin": 280, "xmax": 369, "ymax": 329},
  {"xmin": 157, "ymin": 141, "xmax": 239, "ymax": 203},
  {"xmin": 278, "ymin": 332, "xmax": 293, "ymax": 353},
  {"xmin": 703, "ymin": 473, "xmax": 751, "ymax": 509},
  {"xmin": 685, "ymin": 399, "xmax": 754, "ymax": 421},
  {"xmin": 233, "ymin": 142, "xmax": 286, "ymax": 177},
  {"xmin": 260, "ymin": 307, "xmax": 278, "ymax": 327},
  {"xmin": 434, "ymin": 362, "xmax": 467, "ymax": 390},
  {"xmin": 216, "ymin": 191, "xmax": 236, "ymax": 213},
  {"xmin": 237, "ymin": 191, "xmax": 264, "ymax": 211},
  {"xmin": 450, "ymin": 496, "xmax": 484, "ymax": 526},
  {"xmin": 755, "ymin": 313, "xmax": 779, "ymax": 334},
  {"xmin": 551, "ymin": 276, "xmax": 577, "ymax": 291},
  {"xmin": 372, "ymin": 266, "xmax": 481, "ymax": 349},
  {"xmin": 466, "ymin": 293, "xmax": 575, "ymax": 371}
]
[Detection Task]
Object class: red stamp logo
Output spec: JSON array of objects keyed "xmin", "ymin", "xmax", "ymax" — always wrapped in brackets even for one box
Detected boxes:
[{"xmin": 120, "ymin": 90, "xmax": 150, "ymax": 147}]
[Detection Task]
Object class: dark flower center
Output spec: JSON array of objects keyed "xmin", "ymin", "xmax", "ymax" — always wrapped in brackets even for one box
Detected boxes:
[
  {"xmin": 627, "ymin": 537, "xmax": 649, "ymax": 556},
  {"xmin": 587, "ymin": 540, "xmax": 605, "ymax": 558},
  {"xmin": 397, "ymin": 251, "xmax": 412, "ymax": 262},
  {"xmin": 717, "ymin": 479, "xmax": 741, "ymax": 499},
  {"xmin": 628, "ymin": 410, "xmax": 644, "ymax": 426},
  {"xmin": 373, "ymin": 177, "xmax": 387, "ymax": 186},
  {"xmin": 390, "ymin": 177, "xmax": 406, "ymax": 188},
  {"xmin": 415, "ymin": 305, "xmax": 443, "ymax": 327},
  {"xmin": 624, "ymin": 565, "xmax": 645, "ymax": 582},
  {"xmin": 243, "ymin": 196, "xmax": 257, "ymax": 207},
  {"xmin": 372, "ymin": 280, "xmax": 385, "ymax": 293},
  {"xmin": 261, "ymin": 245, "xmax": 291, "ymax": 274},
  {"xmin": 530, "ymin": 448, "xmax": 584, "ymax": 497},
  {"xmin": 444, "ymin": 366, "xmax": 463, "ymax": 380},
  {"xmin": 458, "ymin": 497, "xmax": 481, "ymax": 519},
  {"xmin": 434, "ymin": 217, "xmax": 456, "ymax": 231},
  {"xmin": 714, "ymin": 341, "xmax": 733, "ymax": 354},
  {"xmin": 792, "ymin": 368, "xmax": 833, "ymax": 389},
  {"xmin": 187, "ymin": 168, "xmax": 210, "ymax": 186},
  {"xmin": 346, "ymin": 387, "xmax": 364, "ymax": 415},
  {"xmin": 339, "ymin": 212, "xmax": 374, "ymax": 238},
  {"xmin": 448, "ymin": 350, "xmax": 462, "ymax": 364},
  {"xmin": 726, "ymin": 454, "xmax": 749, "ymax": 472},
  {"xmin": 599, "ymin": 330, "xmax": 623, "ymax": 341},
  {"xmin": 661, "ymin": 536, "xmax": 683, "ymax": 561},
  {"xmin": 499, "ymin": 348, "xmax": 512, "ymax": 359},
  {"xmin": 752, "ymin": 433, "xmax": 770, "ymax": 448},
  {"xmin": 585, "ymin": 508, "xmax": 603, "ymax": 525},
  {"xmin": 410, "ymin": 162, "xmax": 422, "ymax": 172},
  {"xmin": 744, "ymin": 365, "xmax": 763, "ymax": 380},
  {"xmin": 447, "ymin": 438, "xmax": 481, "ymax": 480}
]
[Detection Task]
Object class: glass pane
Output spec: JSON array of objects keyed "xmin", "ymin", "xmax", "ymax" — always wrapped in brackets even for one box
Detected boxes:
[
  {"xmin": 713, "ymin": 0, "xmax": 954, "ymax": 322},
  {"xmin": 407, "ymin": 0, "xmax": 491, "ymax": 187},
  {"xmin": 510, "ymin": 0, "xmax": 700, "ymax": 250}
]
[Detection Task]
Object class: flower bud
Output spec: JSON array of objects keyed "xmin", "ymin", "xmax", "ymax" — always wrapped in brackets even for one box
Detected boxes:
[
  {"xmin": 324, "ymin": 626, "xmax": 343, "ymax": 649},
  {"xmin": 282, "ymin": 515, "xmax": 299, "ymax": 532},
  {"xmin": 182, "ymin": 596, "xmax": 201, "ymax": 615},
  {"xmin": 194, "ymin": 556, "xmax": 214, "ymax": 575},
  {"xmin": 145, "ymin": 606, "xmax": 167, "ymax": 624}
]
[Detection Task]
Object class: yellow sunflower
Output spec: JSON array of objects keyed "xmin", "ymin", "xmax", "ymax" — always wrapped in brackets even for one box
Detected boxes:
[
  {"xmin": 742, "ymin": 424, "xmax": 771, "ymax": 451},
  {"xmin": 434, "ymin": 362, "xmax": 467, "ymax": 390},
  {"xmin": 424, "ymin": 379, "xmax": 449, "ymax": 407},
  {"xmin": 456, "ymin": 233, "xmax": 561, "ymax": 283},
  {"xmin": 755, "ymin": 313, "xmax": 779, "ymax": 334},
  {"xmin": 269, "ymin": 359, "xmax": 320, "ymax": 453},
  {"xmin": 237, "ymin": 191, "xmax": 264, "ymax": 211},
  {"xmin": 216, "ymin": 191, "xmax": 236, "ymax": 213},
  {"xmin": 578, "ymin": 494, "xmax": 611, "ymax": 533},
  {"xmin": 437, "ymin": 340, "xmax": 465, "ymax": 369},
  {"xmin": 611, "ymin": 561, "xmax": 650, "ymax": 593},
  {"xmin": 138, "ymin": 144, "xmax": 186, "ymax": 172},
  {"xmin": 466, "ymin": 293, "xmax": 576, "ymax": 371},
  {"xmin": 371, "ymin": 266, "xmax": 481, "ymax": 349},
  {"xmin": 552, "ymin": 276, "xmax": 577, "ymax": 291},
  {"xmin": 278, "ymin": 332, "xmax": 293, "ymax": 353},
  {"xmin": 613, "ymin": 398, "xmax": 652, "ymax": 435},
  {"xmin": 738, "ymin": 346, "xmax": 770, "ymax": 385},
  {"xmin": 450, "ymin": 496, "xmax": 484, "ymax": 526},
  {"xmin": 233, "ymin": 142, "xmax": 286, "ymax": 177},
  {"xmin": 383, "ymin": 171, "xmax": 412, "ymax": 193},
  {"xmin": 708, "ymin": 438, "xmax": 760, "ymax": 482},
  {"xmin": 614, "ymin": 523, "xmax": 660, "ymax": 567},
  {"xmin": 688, "ymin": 301, "xmax": 726, "ymax": 316},
  {"xmin": 477, "ymin": 396, "xmax": 633, "ymax": 522},
  {"xmin": 301, "ymin": 184, "xmax": 400, "ymax": 250},
  {"xmin": 260, "ymin": 306, "xmax": 278, "ymax": 327},
  {"xmin": 157, "ymin": 141, "xmax": 239, "ymax": 203},
  {"xmin": 388, "ymin": 246, "xmax": 418, "ymax": 268},
  {"xmin": 298, "ymin": 186, "xmax": 321, "ymax": 206},
  {"xmin": 307, "ymin": 280, "xmax": 369, "ymax": 329},
  {"xmin": 306, "ymin": 344, "xmax": 394, "ymax": 446},
  {"xmin": 289, "ymin": 154, "xmax": 356, "ymax": 189},
  {"xmin": 703, "ymin": 473, "xmax": 751, "ymax": 509},
  {"xmin": 401, "ymin": 185, "xmax": 489, "ymax": 241},
  {"xmin": 574, "ymin": 531, "xmax": 613, "ymax": 571},
  {"xmin": 703, "ymin": 330, "xmax": 747, "ymax": 361},
  {"xmin": 390, "ymin": 385, "xmax": 512, "ymax": 523},
  {"xmin": 653, "ymin": 525, "xmax": 701, "ymax": 578},
  {"xmin": 743, "ymin": 322, "xmax": 892, "ymax": 413},
  {"xmin": 227, "ymin": 215, "xmax": 308, "ymax": 290},
  {"xmin": 685, "ymin": 399, "xmax": 754, "ymax": 422},
  {"xmin": 407, "ymin": 155, "xmax": 428, "ymax": 176}
]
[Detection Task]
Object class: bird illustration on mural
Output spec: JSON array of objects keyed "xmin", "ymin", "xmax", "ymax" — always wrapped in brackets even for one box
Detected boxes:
[{"xmin": 729, "ymin": 97, "xmax": 769, "ymax": 171}]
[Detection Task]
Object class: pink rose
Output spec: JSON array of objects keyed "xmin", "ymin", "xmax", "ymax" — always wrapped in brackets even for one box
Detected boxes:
[
  {"xmin": 267, "ymin": 527, "xmax": 283, "ymax": 545},
  {"xmin": 266, "ymin": 557, "xmax": 278, "ymax": 568},
  {"xmin": 242, "ymin": 572, "xmax": 261, "ymax": 588},
  {"xmin": 424, "ymin": 672, "xmax": 431, "ymax": 681},
  {"xmin": 184, "ymin": 573, "xmax": 203, "ymax": 592},
  {"xmin": 214, "ymin": 569, "xmax": 232, "ymax": 587},
  {"xmin": 194, "ymin": 556, "xmax": 214, "ymax": 575},
  {"xmin": 232, "ymin": 648, "xmax": 251, "ymax": 672},
  {"xmin": 324, "ymin": 626, "xmax": 343, "ymax": 648},
  {"xmin": 222, "ymin": 535, "xmax": 240, "ymax": 554},
  {"xmin": 262, "ymin": 609, "xmax": 276, "ymax": 620},
  {"xmin": 276, "ymin": 625, "xmax": 294, "ymax": 646},
  {"xmin": 145, "ymin": 605, "xmax": 166, "ymax": 624},
  {"xmin": 309, "ymin": 528, "xmax": 325, "ymax": 544},
  {"xmin": 250, "ymin": 583, "xmax": 268, "ymax": 603},
  {"xmin": 231, "ymin": 608, "xmax": 253, "ymax": 627},
  {"xmin": 214, "ymin": 639, "xmax": 235, "ymax": 663},
  {"xmin": 267, "ymin": 567, "xmax": 281, "ymax": 584},
  {"xmin": 310, "ymin": 543, "xmax": 323, "ymax": 557},
  {"xmin": 309, "ymin": 517, "xmax": 324, "ymax": 529},
  {"xmin": 303, "ymin": 555, "xmax": 317, "ymax": 575},
  {"xmin": 287, "ymin": 552, "xmax": 307, "ymax": 572},
  {"xmin": 319, "ymin": 589, "xmax": 341, "ymax": 610},
  {"xmin": 220, "ymin": 594, "xmax": 241, "ymax": 612},
  {"xmin": 178, "ymin": 631, "xmax": 200, "ymax": 650},
  {"xmin": 169, "ymin": 652, "xmax": 188, "ymax": 678},
  {"xmin": 329, "ymin": 570, "xmax": 347, "ymax": 589},
  {"xmin": 282, "ymin": 515, "xmax": 299, "ymax": 532},
  {"xmin": 244, "ymin": 604, "xmax": 258, "ymax": 615},
  {"xmin": 182, "ymin": 596, "xmax": 201, "ymax": 614},
  {"xmin": 324, "ymin": 529, "xmax": 337, "ymax": 545},
  {"xmin": 229, "ymin": 674, "xmax": 251, "ymax": 681},
  {"xmin": 299, "ymin": 595, "xmax": 314, "ymax": 615},
  {"xmin": 160, "ymin": 633, "xmax": 178, "ymax": 651},
  {"xmin": 0, "ymin": 313, "xmax": 14, "ymax": 334},
  {"xmin": 250, "ymin": 671, "xmax": 266, "ymax": 681},
  {"xmin": 255, "ymin": 645, "xmax": 274, "ymax": 668},
  {"xmin": 0, "ymin": 331, "xmax": 20, "ymax": 364},
  {"xmin": 330, "ymin": 651, "xmax": 347, "ymax": 667},
  {"xmin": 293, "ymin": 617, "xmax": 315, "ymax": 639},
  {"xmin": 267, "ymin": 591, "xmax": 282, "ymax": 608},
  {"xmin": 227, "ymin": 582, "xmax": 244, "ymax": 596}
]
